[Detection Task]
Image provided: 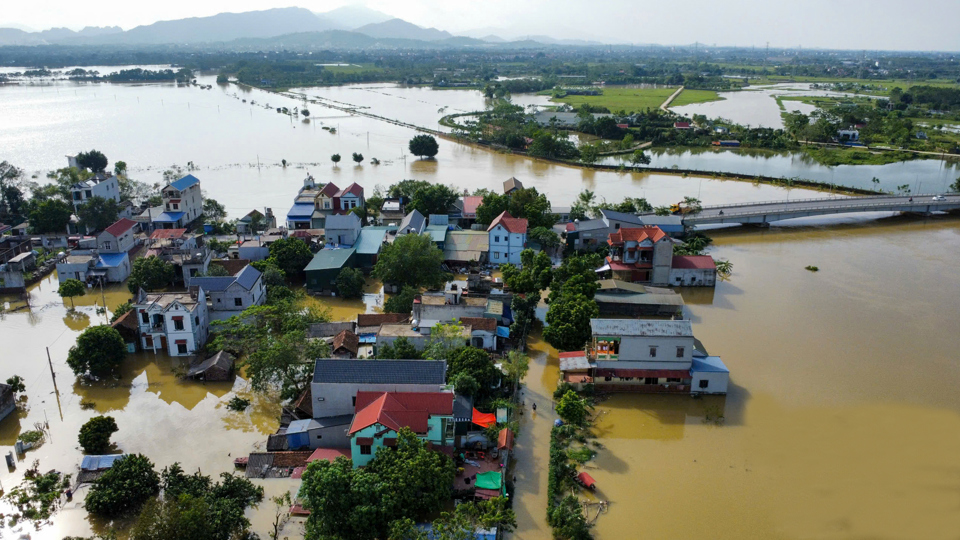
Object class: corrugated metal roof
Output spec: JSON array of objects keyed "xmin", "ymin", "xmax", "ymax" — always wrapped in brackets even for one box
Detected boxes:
[
  {"xmin": 287, "ymin": 203, "xmax": 315, "ymax": 220},
  {"xmin": 96, "ymin": 253, "xmax": 127, "ymax": 268},
  {"xmin": 234, "ymin": 265, "xmax": 261, "ymax": 289},
  {"xmin": 590, "ymin": 319, "xmax": 693, "ymax": 337},
  {"xmin": 425, "ymin": 224, "xmax": 447, "ymax": 243},
  {"xmin": 599, "ymin": 209, "xmax": 644, "ymax": 225},
  {"xmin": 168, "ymin": 175, "xmax": 200, "ymax": 191},
  {"xmin": 691, "ymin": 356, "xmax": 729, "ymax": 373},
  {"xmin": 312, "ymin": 358, "xmax": 446, "ymax": 384},
  {"xmin": 444, "ymin": 230, "xmax": 489, "ymax": 252},
  {"xmin": 594, "ymin": 292, "xmax": 685, "ymax": 306},
  {"xmin": 304, "ymin": 248, "xmax": 355, "ymax": 272},
  {"xmin": 103, "ymin": 218, "xmax": 137, "ymax": 237},
  {"xmin": 355, "ymin": 227, "xmax": 389, "ymax": 255},
  {"xmin": 153, "ymin": 211, "xmax": 185, "ymax": 223}
]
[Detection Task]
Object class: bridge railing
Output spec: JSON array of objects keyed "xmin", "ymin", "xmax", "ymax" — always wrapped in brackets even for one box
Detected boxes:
[
  {"xmin": 696, "ymin": 193, "xmax": 952, "ymax": 211},
  {"xmin": 686, "ymin": 198, "xmax": 960, "ymax": 220}
]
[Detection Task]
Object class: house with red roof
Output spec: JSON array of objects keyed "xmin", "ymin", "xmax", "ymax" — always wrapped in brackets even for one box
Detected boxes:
[
  {"xmin": 669, "ymin": 255, "xmax": 717, "ymax": 287},
  {"xmin": 604, "ymin": 226, "xmax": 674, "ymax": 286},
  {"xmin": 333, "ymin": 183, "xmax": 365, "ymax": 215},
  {"xmin": 97, "ymin": 218, "xmax": 139, "ymax": 254},
  {"xmin": 487, "ymin": 211, "xmax": 528, "ymax": 266},
  {"xmin": 348, "ymin": 390, "xmax": 455, "ymax": 467}
]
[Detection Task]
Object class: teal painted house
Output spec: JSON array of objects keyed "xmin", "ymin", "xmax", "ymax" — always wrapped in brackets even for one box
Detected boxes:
[{"xmin": 348, "ymin": 391, "xmax": 455, "ymax": 467}]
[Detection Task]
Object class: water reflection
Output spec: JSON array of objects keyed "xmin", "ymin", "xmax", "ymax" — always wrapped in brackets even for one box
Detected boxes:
[{"xmin": 62, "ymin": 309, "xmax": 91, "ymax": 331}]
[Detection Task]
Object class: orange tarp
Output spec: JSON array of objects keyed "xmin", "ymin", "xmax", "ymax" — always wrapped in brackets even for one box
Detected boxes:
[{"xmin": 472, "ymin": 408, "xmax": 496, "ymax": 428}]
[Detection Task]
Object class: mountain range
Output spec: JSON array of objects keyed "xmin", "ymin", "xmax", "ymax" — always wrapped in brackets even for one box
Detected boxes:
[{"xmin": 0, "ymin": 5, "xmax": 608, "ymax": 48}]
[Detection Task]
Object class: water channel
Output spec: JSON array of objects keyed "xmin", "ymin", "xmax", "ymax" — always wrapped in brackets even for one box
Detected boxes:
[{"xmin": 0, "ymin": 74, "xmax": 958, "ymax": 539}]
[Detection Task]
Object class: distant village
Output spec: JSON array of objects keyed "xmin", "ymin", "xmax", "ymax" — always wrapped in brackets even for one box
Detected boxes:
[{"xmin": 0, "ymin": 153, "xmax": 729, "ymax": 539}]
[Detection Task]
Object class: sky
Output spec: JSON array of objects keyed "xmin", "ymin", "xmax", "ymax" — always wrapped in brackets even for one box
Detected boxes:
[{"xmin": 2, "ymin": 0, "xmax": 960, "ymax": 51}]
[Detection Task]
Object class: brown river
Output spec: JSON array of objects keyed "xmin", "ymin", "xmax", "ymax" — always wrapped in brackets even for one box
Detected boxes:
[{"xmin": 0, "ymin": 75, "xmax": 959, "ymax": 539}]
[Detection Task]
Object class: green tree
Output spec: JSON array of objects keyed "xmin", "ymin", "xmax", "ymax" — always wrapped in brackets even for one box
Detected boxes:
[
  {"xmin": 5, "ymin": 375, "xmax": 26, "ymax": 393},
  {"xmin": 110, "ymin": 301, "xmax": 133, "ymax": 323},
  {"xmin": 502, "ymin": 350, "xmax": 530, "ymax": 391},
  {"xmin": 407, "ymin": 184, "xmax": 459, "ymax": 216},
  {"xmin": 547, "ymin": 494, "xmax": 592, "ymax": 540},
  {"xmin": 373, "ymin": 233, "xmax": 450, "ymax": 290},
  {"xmin": 203, "ymin": 198, "xmax": 227, "ymax": 223},
  {"xmin": 245, "ymin": 330, "xmax": 328, "ymax": 400},
  {"xmin": 715, "ymin": 259, "xmax": 733, "ymax": 280},
  {"xmin": 202, "ymin": 264, "xmax": 231, "ymax": 277},
  {"xmin": 29, "ymin": 199, "xmax": 72, "ymax": 234},
  {"xmin": 128, "ymin": 256, "xmax": 175, "ymax": 293},
  {"xmin": 331, "ymin": 154, "xmax": 341, "ymax": 167},
  {"xmin": 77, "ymin": 196, "xmax": 120, "ymax": 231},
  {"xmin": 130, "ymin": 494, "xmax": 214, "ymax": 540},
  {"xmin": 336, "ymin": 267, "xmax": 366, "ymax": 298},
  {"xmin": 630, "ymin": 149, "xmax": 652, "ymax": 165},
  {"xmin": 384, "ymin": 286, "xmax": 417, "ymax": 314},
  {"xmin": 408, "ymin": 134, "xmax": 440, "ymax": 158},
  {"xmin": 579, "ymin": 144, "xmax": 599, "ymax": 164},
  {"xmin": 450, "ymin": 372, "xmax": 479, "ymax": 397},
  {"xmin": 58, "ymin": 278, "xmax": 86, "ymax": 308},
  {"xmin": 269, "ymin": 237, "xmax": 313, "ymax": 279},
  {"xmin": 555, "ymin": 390, "xmax": 588, "ymax": 425},
  {"xmin": 352, "ymin": 152, "xmax": 364, "ymax": 165},
  {"xmin": 448, "ymin": 346, "xmax": 500, "ymax": 399},
  {"xmin": 114, "ymin": 161, "xmax": 128, "ymax": 176},
  {"xmin": 951, "ymin": 177, "xmax": 960, "ymax": 193},
  {"xmin": 78, "ymin": 415, "xmax": 119, "ymax": 453},
  {"xmin": 85, "ymin": 454, "xmax": 160, "ymax": 518},
  {"xmin": 544, "ymin": 293, "xmax": 598, "ymax": 352},
  {"xmin": 67, "ymin": 325, "xmax": 127, "ymax": 377},
  {"xmin": 76, "ymin": 150, "xmax": 109, "ymax": 173},
  {"xmin": 376, "ymin": 336, "xmax": 421, "ymax": 360},
  {"xmin": 528, "ymin": 226, "xmax": 560, "ymax": 249},
  {"xmin": 569, "ymin": 189, "xmax": 596, "ymax": 221}
]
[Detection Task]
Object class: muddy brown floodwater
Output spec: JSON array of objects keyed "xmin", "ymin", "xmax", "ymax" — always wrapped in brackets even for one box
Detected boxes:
[{"xmin": 511, "ymin": 214, "xmax": 960, "ymax": 540}]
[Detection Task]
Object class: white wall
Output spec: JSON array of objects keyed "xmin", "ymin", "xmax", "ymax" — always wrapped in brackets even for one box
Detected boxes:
[{"xmin": 618, "ymin": 335, "xmax": 695, "ymax": 363}]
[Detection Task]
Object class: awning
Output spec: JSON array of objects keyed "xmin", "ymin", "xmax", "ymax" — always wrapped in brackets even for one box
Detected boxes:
[
  {"xmin": 355, "ymin": 437, "xmax": 374, "ymax": 446},
  {"xmin": 153, "ymin": 211, "xmax": 185, "ymax": 223},
  {"xmin": 172, "ymin": 316, "xmax": 183, "ymax": 321},
  {"xmin": 472, "ymin": 408, "xmax": 496, "ymax": 428},
  {"xmin": 175, "ymin": 339, "xmax": 187, "ymax": 345},
  {"xmin": 595, "ymin": 264, "xmax": 611, "ymax": 273}
]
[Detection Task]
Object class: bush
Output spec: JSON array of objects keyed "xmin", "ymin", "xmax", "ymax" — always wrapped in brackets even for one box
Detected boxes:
[
  {"xmin": 78, "ymin": 416, "xmax": 119, "ymax": 453},
  {"xmin": 335, "ymin": 267, "xmax": 366, "ymax": 298},
  {"xmin": 85, "ymin": 454, "xmax": 160, "ymax": 518}
]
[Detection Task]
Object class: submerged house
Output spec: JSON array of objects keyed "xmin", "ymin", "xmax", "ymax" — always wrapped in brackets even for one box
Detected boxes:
[
  {"xmin": 310, "ymin": 359, "xmax": 447, "ymax": 419},
  {"xmin": 186, "ymin": 351, "xmax": 235, "ymax": 381},
  {"xmin": 133, "ymin": 288, "xmax": 209, "ymax": 357},
  {"xmin": 603, "ymin": 226, "xmax": 674, "ymax": 286}
]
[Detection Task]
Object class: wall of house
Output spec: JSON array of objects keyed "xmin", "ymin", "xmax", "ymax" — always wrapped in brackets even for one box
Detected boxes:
[
  {"xmin": 310, "ymin": 382, "xmax": 445, "ymax": 418},
  {"xmin": 415, "ymin": 303, "xmax": 487, "ymax": 323},
  {"xmin": 609, "ymin": 335, "xmax": 695, "ymax": 363},
  {"xmin": 327, "ymin": 227, "xmax": 359, "ymax": 246},
  {"xmin": 289, "ymin": 424, "xmax": 351, "ymax": 450},
  {"xmin": 669, "ymin": 267, "xmax": 716, "ymax": 287},
  {"xmin": 690, "ymin": 370, "xmax": 729, "ymax": 394},
  {"xmin": 488, "ymin": 225, "xmax": 525, "ymax": 266},
  {"xmin": 471, "ymin": 330, "xmax": 497, "ymax": 351},
  {"xmin": 238, "ymin": 245, "xmax": 270, "ymax": 262},
  {"xmin": 209, "ymin": 279, "xmax": 266, "ymax": 312},
  {"xmin": 136, "ymin": 296, "xmax": 209, "ymax": 356},
  {"xmin": 72, "ymin": 178, "xmax": 120, "ymax": 211},
  {"xmin": 104, "ymin": 256, "xmax": 131, "ymax": 283},
  {"xmin": 375, "ymin": 334, "xmax": 429, "ymax": 352},
  {"xmin": 98, "ymin": 228, "xmax": 136, "ymax": 253},
  {"xmin": 55, "ymin": 262, "xmax": 91, "ymax": 283},
  {"xmin": 652, "ymin": 240, "xmax": 673, "ymax": 286}
]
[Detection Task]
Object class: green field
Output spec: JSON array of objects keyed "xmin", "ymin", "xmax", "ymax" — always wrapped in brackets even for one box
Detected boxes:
[
  {"xmin": 319, "ymin": 63, "xmax": 382, "ymax": 74},
  {"xmin": 549, "ymin": 86, "xmax": 719, "ymax": 112}
]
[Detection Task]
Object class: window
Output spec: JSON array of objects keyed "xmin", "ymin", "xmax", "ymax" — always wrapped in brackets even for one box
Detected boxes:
[
  {"xmin": 172, "ymin": 204, "xmax": 179, "ymax": 210},
  {"xmin": 666, "ymin": 378, "xmax": 682, "ymax": 383},
  {"xmin": 352, "ymin": 396, "xmax": 357, "ymax": 406},
  {"xmin": 495, "ymin": 236, "xmax": 500, "ymax": 242},
  {"xmin": 699, "ymin": 380, "xmax": 709, "ymax": 389},
  {"xmin": 177, "ymin": 343, "xmax": 188, "ymax": 354},
  {"xmin": 604, "ymin": 376, "xmax": 612, "ymax": 382},
  {"xmin": 360, "ymin": 445, "xmax": 372, "ymax": 455},
  {"xmin": 676, "ymin": 347, "xmax": 685, "ymax": 358},
  {"xmin": 141, "ymin": 312, "xmax": 149, "ymax": 324},
  {"xmin": 649, "ymin": 347, "xmax": 657, "ymax": 358},
  {"xmin": 174, "ymin": 319, "xmax": 184, "ymax": 331},
  {"xmin": 103, "ymin": 241, "xmax": 111, "ymax": 250},
  {"xmin": 234, "ymin": 298, "xmax": 243, "ymax": 307},
  {"xmin": 644, "ymin": 377, "xmax": 658, "ymax": 385},
  {"xmin": 189, "ymin": 268, "xmax": 198, "ymax": 277},
  {"xmin": 85, "ymin": 190, "xmax": 92, "ymax": 198},
  {"xmin": 324, "ymin": 201, "xmax": 330, "ymax": 209},
  {"xmin": 316, "ymin": 434, "xmax": 322, "ymax": 440},
  {"xmin": 494, "ymin": 252, "xmax": 499, "ymax": 260},
  {"xmin": 194, "ymin": 316, "xmax": 199, "ymax": 326}
]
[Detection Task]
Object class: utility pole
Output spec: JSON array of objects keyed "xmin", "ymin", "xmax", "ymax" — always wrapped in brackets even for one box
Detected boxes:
[{"xmin": 46, "ymin": 347, "xmax": 63, "ymax": 420}]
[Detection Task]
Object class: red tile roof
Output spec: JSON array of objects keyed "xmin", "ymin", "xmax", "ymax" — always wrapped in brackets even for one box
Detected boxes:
[
  {"xmin": 487, "ymin": 211, "xmax": 528, "ymax": 234},
  {"xmin": 349, "ymin": 391, "xmax": 453, "ymax": 435},
  {"xmin": 459, "ymin": 317, "xmax": 496, "ymax": 333},
  {"xmin": 674, "ymin": 121, "xmax": 691, "ymax": 128},
  {"xmin": 149, "ymin": 228, "xmax": 187, "ymax": 240},
  {"xmin": 559, "ymin": 351, "xmax": 587, "ymax": 359},
  {"xmin": 335, "ymin": 183, "xmax": 363, "ymax": 197},
  {"xmin": 357, "ymin": 313, "xmax": 409, "ymax": 327},
  {"xmin": 608, "ymin": 226, "xmax": 667, "ymax": 245},
  {"xmin": 333, "ymin": 330, "xmax": 360, "ymax": 355},
  {"xmin": 103, "ymin": 218, "xmax": 137, "ymax": 237},
  {"xmin": 319, "ymin": 182, "xmax": 340, "ymax": 197},
  {"xmin": 671, "ymin": 255, "xmax": 716, "ymax": 270},
  {"xmin": 307, "ymin": 447, "xmax": 351, "ymax": 463},
  {"xmin": 462, "ymin": 196, "xmax": 483, "ymax": 216}
]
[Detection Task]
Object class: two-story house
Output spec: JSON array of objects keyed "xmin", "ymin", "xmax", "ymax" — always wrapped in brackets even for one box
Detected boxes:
[
  {"xmin": 348, "ymin": 390, "xmax": 455, "ymax": 467},
  {"xmin": 189, "ymin": 264, "xmax": 265, "ymax": 318},
  {"xmin": 605, "ymin": 226, "xmax": 673, "ymax": 286},
  {"xmin": 155, "ymin": 175, "xmax": 203, "ymax": 229},
  {"xmin": 70, "ymin": 172, "xmax": 120, "ymax": 213},
  {"xmin": 97, "ymin": 218, "xmax": 138, "ymax": 254},
  {"xmin": 396, "ymin": 209, "xmax": 426, "ymax": 236},
  {"xmin": 312, "ymin": 182, "xmax": 341, "ymax": 229},
  {"xmin": 324, "ymin": 213, "xmax": 362, "ymax": 247},
  {"xmin": 487, "ymin": 211, "xmax": 528, "ymax": 266},
  {"xmin": 133, "ymin": 288, "xmax": 209, "ymax": 356},
  {"xmin": 310, "ymin": 359, "xmax": 447, "ymax": 419},
  {"xmin": 334, "ymin": 183, "xmax": 364, "ymax": 214}
]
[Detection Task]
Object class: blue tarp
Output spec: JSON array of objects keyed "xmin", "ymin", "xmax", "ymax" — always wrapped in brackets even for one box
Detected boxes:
[
  {"xmin": 359, "ymin": 334, "xmax": 377, "ymax": 344},
  {"xmin": 96, "ymin": 253, "xmax": 127, "ymax": 268},
  {"xmin": 153, "ymin": 211, "xmax": 185, "ymax": 223},
  {"xmin": 81, "ymin": 454, "xmax": 129, "ymax": 471},
  {"xmin": 496, "ymin": 326, "xmax": 510, "ymax": 338}
]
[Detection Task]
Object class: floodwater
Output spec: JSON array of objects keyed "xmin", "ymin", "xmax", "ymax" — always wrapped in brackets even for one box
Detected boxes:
[{"xmin": 511, "ymin": 215, "xmax": 960, "ymax": 540}]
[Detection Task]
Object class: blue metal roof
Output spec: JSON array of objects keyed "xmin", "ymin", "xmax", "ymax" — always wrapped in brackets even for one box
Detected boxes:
[
  {"xmin": 691, "ymin": 356, "xmax": 729, "ymax": 374},
  {"xmin": 190, "ymin": 276, "xmax": 236, "ymax": 292},
  {"xmin": 169, "ymin": 174, "xmax": 200, "ymax": 191},
  {"xmin": 81, "ymin": 454, "xmax": 130, "ymax": 471},
  {"xmin": 287, "ymin": 202, "xmax": 315, "ymax": 220},
  {"xmin": 235, "ymin": 265, "xmax": 261, "ymax": 289},
  {"xmin": 96, "ymin": 253, "xmax": 128, "ymax": 268},
  {"xmin": 153, "ymin": 211, "xmax": 185, "ymax": 223},
  {"xmin": 287, "ymin": 419, "xmax": 321, "ymax": 434}
]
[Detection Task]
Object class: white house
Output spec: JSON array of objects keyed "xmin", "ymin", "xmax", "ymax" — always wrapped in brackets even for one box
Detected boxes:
[
  {"xmin": 70, "ymin": 173, "xmax": 120, "ymax": 213},
  {"xmin": 97, "ymin": 218, "xmax": 138, "ymax": 254},
  {"xmin": 133, "ymin": 288, "xmax": 209, "ymax": 356},
  {"xmin": 325, "ymin": 213, "xmax": 362, "ymax": 247},
  {"xmin": 56, "ymin": 252, "xmax": 131, "ymax": 285},
  {"xmin": 190, "ymin": 265, "xmax": 265, "ymax": 318},
  {"xmin": 487, "ymin": 211, "xmax": 528, "ymax": 266},
  {"xmin": 154, "ymin": 175, "xmax": 203, "ymax": 229},
  {"xmin": 837, "ymin": 129, "xmax": 859, "ymax": 142}
]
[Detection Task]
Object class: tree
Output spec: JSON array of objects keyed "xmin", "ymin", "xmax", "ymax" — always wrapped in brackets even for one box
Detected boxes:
[
  {"xmin": 128, "ymin": 256, "xmax": 175, "ymax": 293},
  {"xmin": 630, "ymin": 149, "xmax": 652, "ymax": 165},
  {"xmin": 352, "ymin": 152, "xmax": 364, "ymax": 165},
  {"xmin": 336, "ymin": 267, "xmax": 366, "ymax": 298},
  {"xmin": 543, "ymin": 294, "xmax": 598, "ymax": 351},
  {"xmin": 408, "ymin": 134, "xmax": 440, "ymax": 158},
  {"xmin": 268, "ymin": 491, "xmax": 292, "ymax": 540},
  {"xmin": 373, "ymin": 233, "xmax": 450, "ymax": 290},
  {"xmin": 202, "ymin": 264, "xmax": 231, "ymax": 277},
  {"xmin": 448, "ymin": 346, "xmax": 500, "ymax": 399},
  {"xmin": 579, "ymin": 144, "xmax": 599, "ymax": 164},
  {"xmin": 951, "ymin": 177, "xmax": 960, "ymax": 193},
  {"xmin": 58, "ymin": 279, "xmax": 86, "ymax": 308},
  {"xmin": 376, "ymin": 336, "xmax": 421, "ymax": 360},
  {"xmin": 528, "ymin": 226, "xmax": 560, "ymax": 249},
  {"xmin": 67, "ymin": 325, "xmax": 127, "ymax": 377},
  {"xmin": 110, "ymin": 301, "xmax": 133, "ymax": 323},
  {"xmin": 114, "ymin": 161, "xmax": 128, "ymax": 176},
  {"xmin": 78, "ymin": 415, "xmax": 119, "ymax": 453},
  {"xmin": 130, "ymin": 494, "xmax": 214, "ymax": 540},
  {"xmin": 245, "ymin": 330, "xmax": 328, "ymax": 400},
  {"xmin": 556, "ymin": 390, "xmax": 588, "ymax": 425},
  {"xmin": 203, "ymin": 199, "xmax": 227, "ymax": 223},
  {"xmin": 450, "ymin": 372, "xmax": 479, "ymax": 397},
  {"xmin": 423, "ymin": 322, "xmax": 466, "ymax": 361},
  {"xmin": 269, "ymin": 237, "xmax": 313, "ymax": 279},
  {"xmin": 569, "ymin": 189, "xmax": 596, "ymax": 221},
  {"xmin": 331, "ymin": 154, "xmax": 341, "ymax": 167},
  {"xmin": 475, "ymin": 187, "xmax": 555, "ymax": 229},
  {"xmin": 548, "ymin": 494, "xmax": 592, "ymax": 540},
  {"xmin": 502, "ymin": 351, "xmax": 529, "ymax": 391},
  {"xmin": 77, "ymin": 196, "xmax": 120, "ymax": 231},
  {"xmin": 85, "ymin": 454, "xmax": 160, "ymax": 518},
  {"xmin": 715, "ymin": 259, "xmax": 733, "ymax": 280},
  {"xmin": 407, "ymin": 184, "xmax": 459, "ymax": 216},
  {"xmin": 384, "ymin": 286, "xmax": 417, "ymax": 314},
  {"xmin": 5, "ymin": 375, "xmax": 25, "ymax": 393},
  {"xmin": 76, "ymin": 150, "xmax": 108, "ymax": 173},
  {"xmin": 29, "ymin": 199, "xmax": 72, "ymax": 234}
]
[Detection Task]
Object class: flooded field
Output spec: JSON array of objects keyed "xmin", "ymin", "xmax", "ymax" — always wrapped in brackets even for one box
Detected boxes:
[{"xmin": 512, "ymin": 215, "xmax": 960, "ymax": 540}]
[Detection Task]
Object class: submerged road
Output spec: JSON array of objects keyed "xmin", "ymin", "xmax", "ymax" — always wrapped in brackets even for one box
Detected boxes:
[{"xmin": 682, "ymin": 193, "xmax": 960, "ymax": 225}]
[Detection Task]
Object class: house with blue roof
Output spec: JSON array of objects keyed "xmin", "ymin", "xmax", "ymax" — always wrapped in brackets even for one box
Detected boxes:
[
  {"xmin": 189, "ymin": 264, "xmax": 265, "ymax": 319},
  {"xmin": 286, "ymin": 202, "xmax": 315, "ymax": 230},
  {"xmin": 156, "ymin": 175, "xmax": 203, "ymax": 229}
]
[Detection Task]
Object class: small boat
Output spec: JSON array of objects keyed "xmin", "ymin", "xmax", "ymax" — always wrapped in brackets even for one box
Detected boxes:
[
  {"xmin": 577, "ymin": 472, "xmax": 597, "ymax": 490},
  {"xmin": 233, "ymin": 457, "xmax": 248, "ymax": 468}
]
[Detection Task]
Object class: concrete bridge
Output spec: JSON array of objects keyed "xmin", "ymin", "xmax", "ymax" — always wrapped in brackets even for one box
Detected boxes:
[{"xmin": 680, "ymin": 194, "xmax": 960, "ymax": 226}]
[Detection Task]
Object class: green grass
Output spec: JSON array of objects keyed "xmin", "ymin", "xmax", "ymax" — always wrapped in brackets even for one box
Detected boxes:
[
  {"xmin": 671, "ymin": 88, "xmax": 723, "ymax": 107},
  {"xmin": 802, "ymin": 145, "xmax": 917, "ymax": 166},
  {"xmin": 550, "ymin": 86, "xmax": 719, "ymax": 112},
  {"xmin": 318, "ymin": 63, "xmax": 382, "ymax": 74}
]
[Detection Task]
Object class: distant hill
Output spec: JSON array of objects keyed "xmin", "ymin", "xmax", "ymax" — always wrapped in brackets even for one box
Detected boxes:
[
  {"xmin": 318, "ymin": 5, "xmax": 393, "ymax": 30},
  {"xmin": 355, "ymin": 18, "xmax": 453, "ymax": 41},
  {"xmin": 0, "ymin": 25, "xmax": 121, "ymax": 45},
  {"xmin": 226, "ymin": 30, "xmax": 496, "ymax": 51}
]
